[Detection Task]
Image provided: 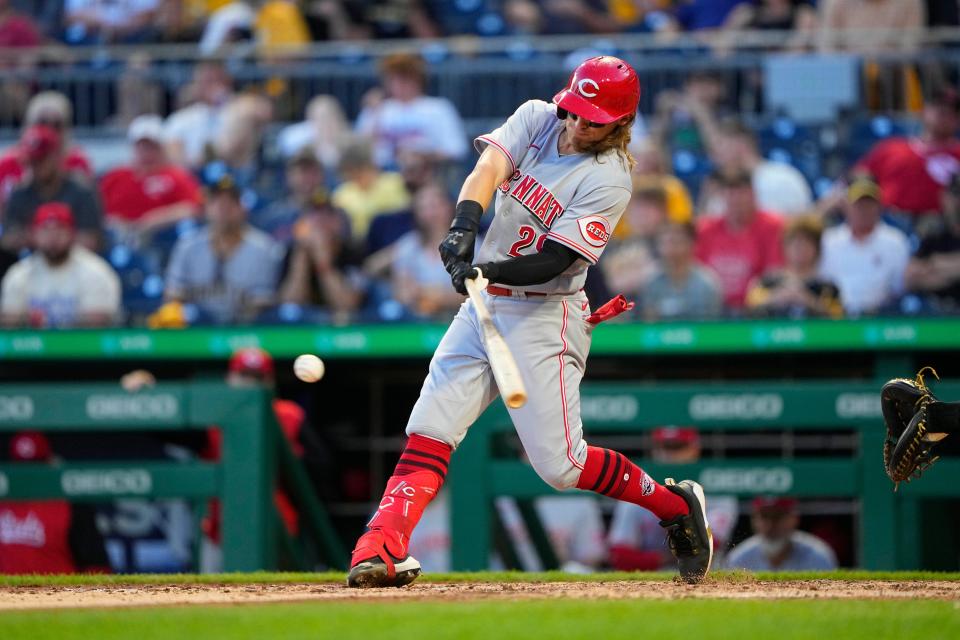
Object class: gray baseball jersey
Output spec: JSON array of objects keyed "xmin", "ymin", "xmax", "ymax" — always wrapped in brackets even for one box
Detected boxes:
[
  {"xmin": 475, "ymin": 100, "xmax": 632, "ymax": 294},
  {"xmin": 405, "ymin": 99, "xmax": 633, "ymax": 491}
]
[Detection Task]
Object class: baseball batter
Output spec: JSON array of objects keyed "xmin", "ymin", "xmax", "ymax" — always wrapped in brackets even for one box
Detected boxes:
[{"xmin": 348, "ymin": 56, "xmax": 712, "ymax": 587}]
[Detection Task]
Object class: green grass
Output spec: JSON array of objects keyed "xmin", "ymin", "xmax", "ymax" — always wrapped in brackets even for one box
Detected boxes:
[
  {"xmin": 1, "ymin": 599, "xmax": 957, "ymax": 640},
  {"xmin": 2, "ymin": 570, "xmax": 960, "ymax": 588}
]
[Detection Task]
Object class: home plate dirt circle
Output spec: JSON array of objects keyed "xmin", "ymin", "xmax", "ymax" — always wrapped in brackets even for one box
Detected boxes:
[{"xmin": 2, "ymin": 580, "xmax": 959, "ymax": 610}]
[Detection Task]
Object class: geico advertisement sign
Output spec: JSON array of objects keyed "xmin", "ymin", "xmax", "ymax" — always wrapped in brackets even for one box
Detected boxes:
[
  {"xmin": 85, "ymin": 394, "xmax": 179, "ymax": 420},
  {"xmin": 0, "ymin": 396, "xmax": 34, "ymax": 421},
  {"xmin": 61, "ymin": 469, "xmax": 152, "ymax": 496},
  {"xmin": 835, "ymin": 393, "xmax": 882, "ymax": 418},
  {"xmin": 580, "ymin": 395, "xmax": 639, "ymax": 422},
  {"xmin": 699, "ymin": 467, "xmax": 793, "ymax": 493},
  {"xmin": 689, "ymin": 394, "xmax": 783, "ymax": 420}
]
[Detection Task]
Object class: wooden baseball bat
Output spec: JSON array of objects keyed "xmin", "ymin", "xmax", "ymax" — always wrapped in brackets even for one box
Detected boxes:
[{"xmin": 464, "ymin": 271, "xmax": 528, "ymax": 409}]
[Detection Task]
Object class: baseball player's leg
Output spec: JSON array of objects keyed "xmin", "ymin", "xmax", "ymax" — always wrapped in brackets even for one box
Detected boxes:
[
  {"xmin": 349, "ymin": 304, "xmax": 497, "ymax": 588},
  {"xmin": 504, "ymin": 298, "xmax": 712, "ymax": 582}
]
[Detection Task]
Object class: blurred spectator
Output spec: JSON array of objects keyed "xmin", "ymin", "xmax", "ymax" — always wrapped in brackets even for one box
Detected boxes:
[
  {"xmin": 351, "ymin": 0, "xmax": 440, "ymax": 39},
  {"xmin": 164, "ymin": 173, "xmax": 284, "ymax": 324},
  {"xmin": 695, "ymin": 170, "xmax": 784, "ymax": 309},
  {"xmin": 1, "ymin": 124, "xmax": 104, "ymax": 253},
  {"xmin": 254, "ymin": 0, "xmax": 311, "ymax": 52},
  {"xmin": 627, "ymin": 140, "xmax": 693, "ymax": 226},
  {"xmin": 701, "ymin": 118, "xmax": 813, "ymax": 217},
  {"xmin": 603, "ymin": 182, "xmax": 668, "ymax": 299},
  {"xmin": 199, "ymin": 0, "xmax": 255, "ymax": 53},
  {"xmin": 63, "ymin": 0, "xmax": 161, "ymax": 45},
  {"xmin": 332, "ymin": 138, "xmax": 411, "ymax": 242},
  {"xmin": 608, "ymin": 427, "xmax": 738, "ymax": 572},
  {"xmin": 99, "ymin": 115, "xmax": 203, "ymax": 246},
  {"xmin": 0, "ymin": 0, "xmax": 41, "ymax": 47},
  {"xmin": 669, "ymin": 0, "xmax": 749, "ymax": 32},
  {"xmin": 1, "ymin": 203, "xmax": 120, "ymax": 328},
  {"xmin": 256, "ymin": 148, "xmax": 327, "ymax": 244},
  {"xmin": 713, "ymin": 0, "xmax": 817, "ymax": 54},
  {"xmin": 390, "ymin": 183, "xmax": 464, "ymax": 319},
  {"xmin": 650, "ymin": 72, "xmax": 728, "ymax": 157},
  {"xmin": 820, "ymin": 178, "xmax": 910, "ymax": 315},
  {"xmin": 905, "ymin": 175, "xmax": 960, "ymax": 311},
  {"xmin": 746, "ymin": 215, "xmax": 843, "ymax": 318},
  {"xmin": 355, "ymin": 52, "xmax": 467, "ymax": 170},
  {"xmin": 201, "ymin": 0, "xmax": 311, "ymax": 54},
  {"xmin": 10, "ymin": 0, "xmax": 61, "ymax": 39},
  {"xmin": 725, "ymin": 497, "xmax": 837, "ymax": 571},
  {"xmin": 818, "ymin": 0, "xmax": 924, "ymax": 53},
  {"xmin": 112, "ymin": 52, "xmax": 165, "ymax": 128},
  {"xmin": 528, "ymin": 0, "xmax": 620, "ymax": 34},
  {"xmin": 276, "ymin": 95, "xmax": 350, "ymax": 174},
  {"xmin": 0, "ymin": 91, "xmax": 94, "ymax": 209},
  {"xmin": 643, "ymin": 221, "xmax": 723, "ymax": 320},
  {"xmin": 854, "ymin": 86, "xmax": 960, "ymax": 218},
  {"xmin": 207, "ymin": 93, "xmax": 273, "ymax": 184},
  {"xmin": 165, "ymin": 61, "xmax": 234, "ymax": 169},
  {"xmin": 363, "ymin": 149, "xmax": 437, "ymax": 255},
  {"xmin": 279, "ymin": 189, "xmax": 365, "ymax": 319},
  {"xmin": 0, "ymin": 431, "xmax": 110, "ymax": 575}
]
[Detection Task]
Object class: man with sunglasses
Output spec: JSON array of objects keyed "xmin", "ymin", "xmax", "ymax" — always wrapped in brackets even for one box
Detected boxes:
[
  {"xmin": 347, "ymin": 56, "xmax": 713, "ymax": 589},
  {"xmin": 0, "ymin": 91, "xmax": 93, "ymax": 209}
]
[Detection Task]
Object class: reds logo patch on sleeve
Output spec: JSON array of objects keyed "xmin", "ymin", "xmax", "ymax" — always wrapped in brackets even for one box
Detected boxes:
[{"xmin": 578, "ymin": 216, "xmax": 611, "ymax": 248}]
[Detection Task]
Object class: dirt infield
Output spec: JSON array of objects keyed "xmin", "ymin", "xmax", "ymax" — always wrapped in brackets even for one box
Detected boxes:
[{"xmin": 2, "ymin": 579, "xmax": 958, "ymax": 610}]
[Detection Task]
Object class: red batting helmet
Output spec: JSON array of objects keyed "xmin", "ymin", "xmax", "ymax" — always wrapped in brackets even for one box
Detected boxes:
[
  {"xmin": 553, "ymin": 56, "xmax": 640, "ymax": 125},
  {"xmin": 229, "ymin": 347, "xmax": 275, "ymax": 379}
]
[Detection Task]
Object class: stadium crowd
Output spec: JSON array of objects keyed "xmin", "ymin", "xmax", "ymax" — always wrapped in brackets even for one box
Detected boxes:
[{"xmin": 1, "ymin": 2, "xmax": 960, "ymax": 327}]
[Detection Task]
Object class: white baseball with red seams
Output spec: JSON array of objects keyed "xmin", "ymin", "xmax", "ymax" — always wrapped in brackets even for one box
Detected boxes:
[{"xmin": 405, "ymin": 100, "xmax": 631, "ymax": 490}]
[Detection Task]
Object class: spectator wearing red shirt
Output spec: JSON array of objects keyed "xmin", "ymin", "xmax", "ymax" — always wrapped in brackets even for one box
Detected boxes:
[
  {"xmin": 855, "ymin": 86, "xmax": 960, "ymax": 217},
  {"xmin": 99, "ymin": 115, "xmax": 203, "ymax": 244},
  {"xmin": 695, "ymin": 169, "xmax": 785, "ymax": 309},
  {"xmin": 0, "ymin": 0, "xmax": 41, "ymax": 48},
  {"xmin": 0, "ymin": 91, "xmax": 93, "ymax": 208},
  {"xmin": 0, "ymin": 431, "xmax": 111, "ymax": 575}
]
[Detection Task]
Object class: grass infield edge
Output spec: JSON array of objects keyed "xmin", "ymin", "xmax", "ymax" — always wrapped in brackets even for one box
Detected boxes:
[{"xmin": 2, "ymin": 570, "xmax": 960, "ymax": 588}]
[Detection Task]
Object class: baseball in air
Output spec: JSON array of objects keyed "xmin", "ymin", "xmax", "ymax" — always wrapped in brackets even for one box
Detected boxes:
[{"xmin": 294, "ymin": 354, "xmax": 325, "ymax": 383}]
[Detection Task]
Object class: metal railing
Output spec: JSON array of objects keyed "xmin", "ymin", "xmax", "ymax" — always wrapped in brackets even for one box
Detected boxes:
[{"xmin": 3, "ymin": 30, "xmax": 960, "ymax": 131}]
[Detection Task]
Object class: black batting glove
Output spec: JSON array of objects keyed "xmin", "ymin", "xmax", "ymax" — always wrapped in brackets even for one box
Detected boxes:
[
  {"xmin": 449, "ymin": 261, "xmax": 475, "ymax": 295},
  {"xmin": 439, "ymin": 200, "xmax": 483, "ymax": 273}
]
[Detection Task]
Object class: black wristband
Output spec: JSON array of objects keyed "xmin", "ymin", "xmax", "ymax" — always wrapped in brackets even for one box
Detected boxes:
[
  {"xmin": 477, "ymin": 262, "xmax": 500, "ymax": 282},
  {"xmin": 451, "ymin": 200, "xmax": 483, "ymax": 233}
]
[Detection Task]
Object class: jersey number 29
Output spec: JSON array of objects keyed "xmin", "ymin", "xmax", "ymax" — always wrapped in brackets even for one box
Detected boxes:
[{"xmin": 507, "ymin": 225, "xmax": 547, "ymax": 257}]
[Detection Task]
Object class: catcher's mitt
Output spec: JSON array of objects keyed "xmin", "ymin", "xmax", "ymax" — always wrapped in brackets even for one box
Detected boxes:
[{"xmin": 881, "ymin": 367, "xmax": 957, "ymax": 489}]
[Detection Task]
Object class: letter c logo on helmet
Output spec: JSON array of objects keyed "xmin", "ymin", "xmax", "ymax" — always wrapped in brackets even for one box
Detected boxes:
[
  {"xmin": 553, "ymin": 56, "xmax": 640, "ymax": 126},
  {"xmin": 576, "ymin": 79, "xmax": 600, "ymax": 98}
]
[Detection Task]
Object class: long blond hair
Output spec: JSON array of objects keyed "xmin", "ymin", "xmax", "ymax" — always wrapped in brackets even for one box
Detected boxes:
[{"xmin": 580, "ymin": 115, "xmax": 636, "ymax": 171}]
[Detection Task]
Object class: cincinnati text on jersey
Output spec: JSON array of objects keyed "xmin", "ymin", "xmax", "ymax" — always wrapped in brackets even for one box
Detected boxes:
[{"xmin": 499, "ymin": 172, "xmax": 565, "ymax": 228}]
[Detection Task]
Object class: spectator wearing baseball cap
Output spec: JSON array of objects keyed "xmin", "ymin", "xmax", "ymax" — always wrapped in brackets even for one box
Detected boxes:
[
  {"xmin": 724, "ymin": 497, "xmax": 837, "ymax": 571},
  {"xmin": 854, "ymin": 85, "xmax": 960, "ymax": 217},
  {"xmin": 819, "ymin": 178, "xmax": 911, "ymax": 315},
  {"xmin": 0, "ymin": 91, "xmax": 93, "ymax": 211},
  {"xmin": 0, "ymin": 430, "xmax": 111, "ymax": 575},
  {"xmin": 254, "ymin": 148, "xmax": 329, "ymax": 244},
  {"xmin": 1, "ymin": 123, "xmax": 104, "ymax": 254},
  {"xmin": 0, "ymin": 202, "xmax": 121, "ymax": 328},
  {"xmin": 98, "ymin": 115, "xmax": 203, "ymax": 245},
  {"xmin": 607, "ymin": 427, "xmax": 739, "ymax": 572},
  {"xmin": 164, "ymin": 171, "xmax": 283, "ymax": 324}
]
